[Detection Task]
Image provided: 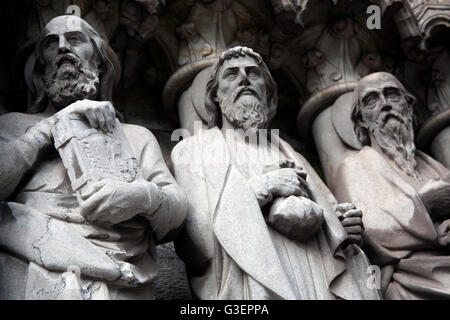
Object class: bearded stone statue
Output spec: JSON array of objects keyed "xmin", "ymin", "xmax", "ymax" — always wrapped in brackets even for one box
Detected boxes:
[
  {"xmin": 0, "ymin": 15, "xmax": 187, "ymax": 300},
  {"xmin": 171, "ymin": 46, "xmax": 381, "ymax": 300},
  {"xmin": 335, "ymin": 72, "xmax": 450, "ymax": 299}
]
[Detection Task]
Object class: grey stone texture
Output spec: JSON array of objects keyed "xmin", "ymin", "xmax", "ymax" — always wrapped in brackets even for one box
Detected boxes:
[{"xmin": 0, "ymin": 0, "xmax": 450, "ymax": 300}]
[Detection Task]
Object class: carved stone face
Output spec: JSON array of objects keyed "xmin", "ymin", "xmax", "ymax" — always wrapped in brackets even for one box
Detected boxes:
[
  {"xmin": 216, "ymin": 56, "xmax": 267, "ymax": 108},
  {"xmin": 358, "ymin": 74, "xmax": 410, "ymax": 129},
  {"xmin": 356, "ymin": 73, "xmax": 417, "ymax": 177},
  {"xmin": 41, "ymin": 16, "xmax": 97, "ymax": 70},
  {"xmin": 40, "ymin": 16, "xmax": 101, "ymax": 109},
  {"xmin": 215, "ymin": 55, "xmax": 269, "ymax": 130}
]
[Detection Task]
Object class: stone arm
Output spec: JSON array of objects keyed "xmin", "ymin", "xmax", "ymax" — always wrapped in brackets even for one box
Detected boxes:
[
  {"xmin": 0, "ymin": 114, "xmax": 50, "ymax": 200},
  {"xmin": 129, "ymin": 125, "xmax": 188, "ymax": 244}
]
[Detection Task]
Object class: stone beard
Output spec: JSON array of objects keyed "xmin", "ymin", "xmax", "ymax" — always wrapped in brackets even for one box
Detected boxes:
[
  {"xmin": 44, "ymin": 53, "xmax": 100, "ymax": 108},
  {"xmin": 368, "ymin": 105, "xmax": 417, "ymax": 178},
  {"xmin": 219, "ymin": 85, "xmax": 268, "ymax": 131}
]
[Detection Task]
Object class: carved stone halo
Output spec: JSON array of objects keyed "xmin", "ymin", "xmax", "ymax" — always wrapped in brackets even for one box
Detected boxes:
[
  {"xmin": 331, "ymin": 91, "xmax": 363, "ymax": 150},
  {"xmin": 190, "ymin": 67, "xmax": 213, "ymax": 123}
]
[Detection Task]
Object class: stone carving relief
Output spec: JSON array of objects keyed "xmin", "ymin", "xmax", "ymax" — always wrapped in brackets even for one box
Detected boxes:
[
  {"xmin": 84, "ymin": 0, "xmax": 120, "ymax": 41},
  {"xmin": 26, "ymin": 0, "xmax": 66, "ymax": 39},
  {"xmin": 297, "ymin": 17, "xmax": 381, "ymax": 95},
  {"xmin": 392, "ymin": 0, "xmax": 450, "ymax": 168},
  {"xmin": 176, "ymin": 0, "xmax": 257, "ymax": 66},
  {"xmin": 0, "ymin": 0, "xmax": 450, "ymax": 302},
  {"xmin": 422, "ymin": 47, "xmax": 450, "ymax": 168},
  {"xmin": 428, "ymin": 48, "xmax": 450, "ymax": 115},
  {"xmin": 409, "ymin": 0, "xmax": 450, "ymax": 49}
]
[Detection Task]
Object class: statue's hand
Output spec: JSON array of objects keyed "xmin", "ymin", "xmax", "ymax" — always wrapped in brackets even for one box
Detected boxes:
[
  {"xmin": 419, "ymin": 176, "xmax": 450, "ymax": 220},
  {"xmin": 79, "ymin": 179, "xmax": 155, "ymax": 225},
  {"xmin": 266, "ymin": 168, "xmax": 310, "ymax": 198},
  {"xmin": 268, "ymin": 196, "xmax": 324, "ymax": 240},
  {"xmin": 437, "ymin": 219, "xmax": 450, "ymax": 249},
  {"xmin": 337, "ymin": 203, "xmax": 364, "ymax": 247},
  {"xmin": 248, "ymin": 167, "xmax": 309, "ymax": 207},
  {"xmin": 55, "ymin": 99, "xmax": 116, "ymax": 133}
]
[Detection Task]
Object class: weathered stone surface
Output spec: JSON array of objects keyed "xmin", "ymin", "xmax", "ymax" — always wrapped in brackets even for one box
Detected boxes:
[
  {"xmin": 171, "ymin": 46, "xmax": 381, "ymax": 300},
  {"xmin": 335, "ymin": 72, "xmax": 450, "ymax": 300},
  {"xmin": 1, "ymin": 0, "xmax": 450, "ymax": 301},
  {"xmin": 153, "ymin": 242, "xmax": 192, "ymax": 300},
  {"xmin": 0, "ymin": 15, "xmax": 187, "ymax": 300}
]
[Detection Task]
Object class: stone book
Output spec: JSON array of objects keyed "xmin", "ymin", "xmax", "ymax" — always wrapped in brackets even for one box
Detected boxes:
[{"xmin": 51, "ymin": 114, "xmax": 142, "ymax": 194}]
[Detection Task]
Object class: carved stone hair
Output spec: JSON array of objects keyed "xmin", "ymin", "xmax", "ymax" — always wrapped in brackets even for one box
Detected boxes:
[
  {"xmin": 204, "ymin": 46, "xmax": 278, "ymax": 127},
  {"xmin": 351, "ymin": 72, "xmax": 416, "ymax": 146},
  {"xmin": 27, "ymin": 15, "xmax": 115, "ymax": 114}
]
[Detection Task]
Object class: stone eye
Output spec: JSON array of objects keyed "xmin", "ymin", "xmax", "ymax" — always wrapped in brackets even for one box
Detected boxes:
[
  {"xmin": 44, "ymin": 37, "xmax": 58, "ymax": 50},
  {"xmin": 247, "ymin": 68, "xmax": 260, "ymax": 79},
  {"xmin": 363, "ymin": 93, "xmax": 378, "ymax": 109},
  {"xmin": 68, "ymin": 34, "xmax": 82, "ymax": 45},
  {"xmin": 224, "ymin": 69, "xmax": 238, "ymax": 80},
  {"xmin": 385, "ymin": 88, "xmax": 401, "ymax": 102}
]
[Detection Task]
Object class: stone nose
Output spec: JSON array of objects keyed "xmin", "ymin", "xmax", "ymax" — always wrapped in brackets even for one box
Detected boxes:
[
  {"xmin": 58, "ymin": 36, "xmax": 71, "ymax": 53},
  {"xmin": 381, "ymin": 104, "xmax": 392, "ymax": 113},
  {"xmin": 238, "ymin": 72, "xmax": 250, "ymax": 86},
  {"xmin": 380, "ymin": 95, "xmax": 392, "ymax": 112}
]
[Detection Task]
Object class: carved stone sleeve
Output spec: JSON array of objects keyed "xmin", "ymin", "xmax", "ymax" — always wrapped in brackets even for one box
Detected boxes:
[
  {"xmin": 124, "ymin": 124, "xmax": 188, "ymax": 244},
  {"xmin": 0, "ymin": 114, "xmax": 49, "ymax": 200}
]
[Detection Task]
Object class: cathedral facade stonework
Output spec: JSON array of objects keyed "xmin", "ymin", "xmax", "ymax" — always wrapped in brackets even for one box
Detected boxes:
[{"xmin": 0, "ymin": 0, "xmax": 449, "ymax": 300}]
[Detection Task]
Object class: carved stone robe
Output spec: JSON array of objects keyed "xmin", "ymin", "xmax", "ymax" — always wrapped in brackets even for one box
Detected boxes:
[
  {"xmin": 0, "ymin": 112, "xmax": 187, "ymax": 299},
  {"xmin": 335, "ymin": 146, "xmax": 450, "ymax": 299},
  {"xmin": 171, "ymin": 127, "xmax": 381, "ymax": 300}
]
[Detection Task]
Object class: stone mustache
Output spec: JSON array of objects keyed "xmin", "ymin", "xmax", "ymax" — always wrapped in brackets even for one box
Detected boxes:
[
  {"xmin": 0, "ymin": 15, "xmax": 187, "ymax": 300},
  {"xmin": 171, "ymin": 46, "xmax": 381, "ymax": 300}
]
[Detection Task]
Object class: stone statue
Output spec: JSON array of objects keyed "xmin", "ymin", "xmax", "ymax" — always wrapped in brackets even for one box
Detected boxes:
[
  {"xmin": 171, "ymin": 46, "xmax": 381, "ymax": 300},
  {"xmin": 334, "ymin": 72, "xmax": 450, "ymax": 299},
  {"xmin": 0, "ymin": 15, "xmax": 187, "ymax": 300}
]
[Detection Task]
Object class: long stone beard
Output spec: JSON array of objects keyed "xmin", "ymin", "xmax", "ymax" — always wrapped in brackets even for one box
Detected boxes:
[
  {"xmin": 44, "ymin": 57, "xmax": 100, "ymax": 109},
  {"xmin": 220, "ymin": 92, "xmax": 268, "ymax": 132},
  {"xmin": 370, "ymin": 113, "xmax": 418, "ymax": 178}
]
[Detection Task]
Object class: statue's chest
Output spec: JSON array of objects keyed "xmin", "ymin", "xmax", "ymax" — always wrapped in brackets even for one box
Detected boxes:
[
  {"xmin": 22, "ymin": 155, "xmax": 73, "ymax": 194},
  {"xmin": 228, "ymin": 139, "xmax": 287, "ymax": 179}
]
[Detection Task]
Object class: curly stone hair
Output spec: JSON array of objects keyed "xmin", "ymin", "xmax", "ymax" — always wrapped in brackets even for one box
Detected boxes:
[{"xmin": 204, "ymin": 46, "xmax": 278, "ymax": 127}]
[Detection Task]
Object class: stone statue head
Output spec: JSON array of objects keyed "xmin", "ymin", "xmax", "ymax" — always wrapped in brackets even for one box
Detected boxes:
[
  {"xmin": 28, "ymin": 15, "xmax": 115, "ymax": 113},
  {"xmin": 351, "ymin": 72, "xmax": 418, "ymax": 176},
  {"xmin": 205, "ymin": 46, "xmax": 278, "ymax": 130}
]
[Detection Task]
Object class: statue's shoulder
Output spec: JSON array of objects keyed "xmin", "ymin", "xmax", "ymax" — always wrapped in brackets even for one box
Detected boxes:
[
  {"xmin": 337, "ymin": 147, "xmax": 372, "ymax": 176},
  {"xmin": 121, "ymin": 122, "xmax": 160, "ymax": 149},
  {"xmin": 172, "ymin": 128, "xmax": 220, "ymax": 162},
  {"xmin": 416, "ymin": 150, "xmax": 449, "ymax": 175},
  {"xmin": 344, "ymin": 146, "xmax": 375, "ymax": 164},
  {"xmin": 171, "ymin": 134, "xmax": 197, "ymax": 160},
  {"xmin": 0, "ymin": 112, "xmax": 42, "ymax": 138},
  {"xmin": 122, "ymin": 122, "xmax": 156, "ymax": 140}
]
